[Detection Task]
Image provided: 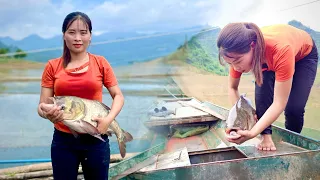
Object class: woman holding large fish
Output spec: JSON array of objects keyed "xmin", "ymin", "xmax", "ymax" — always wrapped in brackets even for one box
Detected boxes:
[
  {"xmin": 36, "ymin": 11, "xmax": 127, "ymax": 180},
  {"xmin": 217, "ymin": 23, "xmax": 318, "ymax": 151}
]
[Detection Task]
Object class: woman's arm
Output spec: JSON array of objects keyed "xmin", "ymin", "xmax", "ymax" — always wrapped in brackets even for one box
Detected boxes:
[
  {"xmin": 37, "ymin": 87, "xmax": 63, "ymax": 123},
  {"xmin": 227, "ymin": 78, "xmax": 293, "ymax": 144},
  {"xmin": 250, "ymin": 78, "xmax": 292, "ymax": 136},
  {"xmin": 38, "ymin": 87, "xmax": 54, "ymax": 118},
  {"xmin": 105, "ymin": 85, "xmax": 124, "ymax": 122},
  {"xmin": 93, "ymin": 85, "xmax": 124, "ymax": 134},
  {"xmin": 228, "ymin": 75, "xmax": 241, "ymax": 105}
]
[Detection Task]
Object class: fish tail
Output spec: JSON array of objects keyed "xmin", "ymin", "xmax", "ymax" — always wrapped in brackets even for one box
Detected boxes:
[
  {"xmin": 117, "ymin": 130, "xmax": 133, "ymax": 158},
  {"xmin": 119, "ymin": 141, "xmax": 126, "ymax": 158},
  {"xmin": 122, "ymin": 130, "xmax": 133, "ymax": 143}
]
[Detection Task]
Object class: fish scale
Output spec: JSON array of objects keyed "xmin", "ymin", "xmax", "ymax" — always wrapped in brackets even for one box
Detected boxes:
[
  {"xmin": 225, "ymin": 94, "xmax": 256, "ymax": 134},
  {"xmin": 41, "ymin": 96, "xmax": 133, "ymax": 158}
]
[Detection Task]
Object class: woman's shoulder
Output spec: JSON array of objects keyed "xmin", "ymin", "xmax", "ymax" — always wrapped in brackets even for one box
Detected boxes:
[
  {"xmin": 42, "ymin": 57, "xmax": 63, "ymax": 72},
  {"xmin": 89, "ymin": 53, "xmax": 105, "ymax": 59},
  {"xmin": 89, "ymin": 53, "xmax": 112, "ymax": 66},
  {"xmin": 46, "ymin": 56, "xmax": 63, "ymax": 66}
]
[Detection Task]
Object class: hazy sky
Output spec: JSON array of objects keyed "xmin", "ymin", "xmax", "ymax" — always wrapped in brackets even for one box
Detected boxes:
[{"xmin": 0, "ymin": 0, "xmax": 319, "ymax": 40}]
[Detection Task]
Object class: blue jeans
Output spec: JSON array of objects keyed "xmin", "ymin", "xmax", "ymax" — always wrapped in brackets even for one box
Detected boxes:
[
  {"xmin": 51, "ymin": 128, "xmax": 110, "ymax": 180},
  {"xmin": 255, "ymin": 39, "xmax": 318, "ymax": 134}
]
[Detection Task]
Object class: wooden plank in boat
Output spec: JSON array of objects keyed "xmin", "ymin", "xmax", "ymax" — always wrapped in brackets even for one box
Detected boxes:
[
  {"xmin": 146, "ymin": 98, "xmax": 223, "ymax": 127},
  {"xmin": 161, "ymin": 98, "xmax": 193, "ymax": 102},
  {"xmin": 150, "ymin": 106, "xmax": 209, "ymax": 120},
  {"xmin": 137, "ymin": 147, "xmax": 191, "ymax": 173},
  {"xmin": 146, "ymin": 115, "xmax": 217, "ymax": 127},
  {"xmin": 153, "ymin": 97, "xmax": 225, "ymax": 119},
  {"xmin": 178, "ymin": 99, "xmax": 226, "ymax": 120}
]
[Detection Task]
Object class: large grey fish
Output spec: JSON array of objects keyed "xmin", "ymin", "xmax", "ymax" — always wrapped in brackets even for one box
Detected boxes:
[
  {"xmin": 41, "ymin": 96, "xmax": 133, "ymax": 158},
  {"xmin": 225, "ymin": 94, "xmax": 256, "ymax": 135}
]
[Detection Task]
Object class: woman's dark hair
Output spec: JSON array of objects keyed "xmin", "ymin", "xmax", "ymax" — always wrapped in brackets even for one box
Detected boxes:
[
  {"xmin": 217, "ymin": 22, "xmax": 265, "ymax": 86},
  {"xmin": 62, "ymin": 11, "xmax": 92, "ymax": 67}
]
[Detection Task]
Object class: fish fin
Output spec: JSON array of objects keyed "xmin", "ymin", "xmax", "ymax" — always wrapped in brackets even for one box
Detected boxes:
[
  {"xmin": 93, "ymin": 134, "xmax": 106, "ymax": 142},
  {"xmin": 117, "ymin": 130, "xmax": 133, "ymax": 158},
  {"xmin": 105, "ymin": 132, "xmax": 112, "ymax": 137},
  {"xmin": 62, "ymin": 120, "xmax": 81, "ymax": 138},
  {"xmin": 79, "ymin": 120, "xmax": 105, "ymax": 142},
  {"xmin": 69, "ymin": 128, "xmax": 79, "ymax": 138},
  {"xmin": 105, "ymin": 129, "xmax": 113, "ymax": 137},
  {"xmin": 79, "ymin": 120, "xmax": 99, "ymax": 133},
  {"xmin": 113, "ymin": 130, "xmax": 133, "ymax": 158},
  {"xmin": 122, "ymin": 129, "xmax": 133, "ymax": 143}
]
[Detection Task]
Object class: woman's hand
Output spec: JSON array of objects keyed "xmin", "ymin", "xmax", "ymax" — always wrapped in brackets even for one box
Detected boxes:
[
  {"xmin": 92, "ymin": 84, "xmax": 123, "ymax": 135},
  {"xmin": 92, "ymin": 116, "xmax": 113, "ymax": 134},
  {"xmin": 225, "ymin": 130, "xmax": 255, "ymax": 144},
  {"xmin": 39, "ymin": 103, "xmax": 64, "ymax": 123}
]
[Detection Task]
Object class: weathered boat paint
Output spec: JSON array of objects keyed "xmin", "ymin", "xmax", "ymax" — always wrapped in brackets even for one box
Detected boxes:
[
  {"xmin": 129, "ymin": 149, "xmax": 320, "ymax": 180},
  {"xmin": 123, "ymin": 98, "xmax": 320, "ymax": 180},
  {"xmin": 108, "ymin": 134, "xmax": 167, "ymax": 179}
]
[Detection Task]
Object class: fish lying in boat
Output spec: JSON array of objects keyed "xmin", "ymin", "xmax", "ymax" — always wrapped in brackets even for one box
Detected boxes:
[
  {"xmin": 225, "ymin": 94, "xmax": 256, "ymax": 135},
  {"xmin": 41, "ymin": 96, "xmax": 133, "ymax": 158}
]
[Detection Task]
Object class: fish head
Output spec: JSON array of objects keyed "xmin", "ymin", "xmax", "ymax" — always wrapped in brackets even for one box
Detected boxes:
[
  {"xmin": 225, "ymin": 94, "xmax": 256, "ymax": 134},
  {"xmin": 47, "ymin": 96, "xmax": 86, "ymax": 120}
]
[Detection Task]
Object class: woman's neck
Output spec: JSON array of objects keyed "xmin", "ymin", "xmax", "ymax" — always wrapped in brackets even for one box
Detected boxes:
[{"xmin": 70, "ymin": 51, "xmax": 88, "ymax": 63}]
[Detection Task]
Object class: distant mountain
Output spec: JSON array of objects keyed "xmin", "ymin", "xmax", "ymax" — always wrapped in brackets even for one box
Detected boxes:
[
  {"xmin": 0, "ymin": 40, "xmax": 19, "ymax": 55},
  {"xmin": 0, "ymin": 41, "xmax": 6, "ymax": 49},
  {"xmin": 0, "ymin": 26, "xmax": 208, "ymax": 65},
  {"xmin": 0, "ymin": 36, "xmax": 16, "ymax": 46}
]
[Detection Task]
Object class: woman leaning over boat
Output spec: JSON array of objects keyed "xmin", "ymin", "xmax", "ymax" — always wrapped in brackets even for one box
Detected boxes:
[
  {"xmin": 37, "ymin": 11, "xmax": 124, "ymax": 179},
  {"xmin": 217, "ymin": 22, "xmax": 318, "ymax": 151}
]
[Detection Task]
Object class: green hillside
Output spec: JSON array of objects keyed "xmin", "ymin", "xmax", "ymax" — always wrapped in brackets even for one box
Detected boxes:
[{"xmin": 165, "ymin": 27, "xmax": 229, "ymax": 75}]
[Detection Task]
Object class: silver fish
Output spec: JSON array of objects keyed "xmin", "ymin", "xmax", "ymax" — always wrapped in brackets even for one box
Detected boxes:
[
  {"xmin": 225, "ymin": 94, "xmax": 256, "ymax": 134},
  {"xmin": 42, "ymin": 96, "xmax": 133, "ymax": 158}
]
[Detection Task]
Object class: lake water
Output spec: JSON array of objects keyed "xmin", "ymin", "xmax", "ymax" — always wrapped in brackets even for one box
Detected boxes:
[{"xmin": 0, "ymin": 62, "xmax": 182, "ymax": 169}]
